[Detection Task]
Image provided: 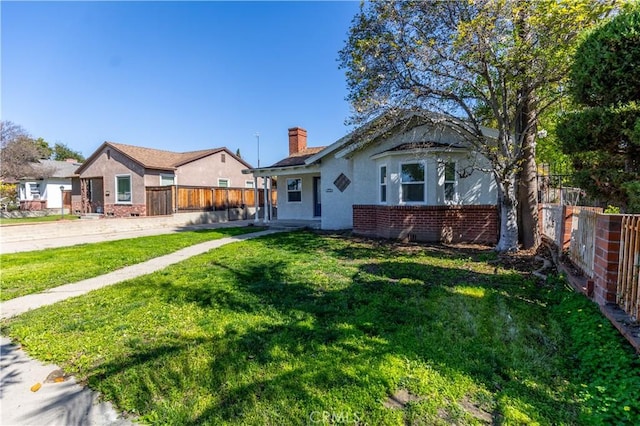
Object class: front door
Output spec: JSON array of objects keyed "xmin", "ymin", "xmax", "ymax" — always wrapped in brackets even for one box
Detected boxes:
[{"xmin": 313, "ymin": 177, "xmax": 321, "ymax": 217}]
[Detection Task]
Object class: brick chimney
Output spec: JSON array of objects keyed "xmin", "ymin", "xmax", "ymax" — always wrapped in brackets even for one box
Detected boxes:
[{"xmin": 288, "ymin": 127, "xmax": 307, "ymax": 155}]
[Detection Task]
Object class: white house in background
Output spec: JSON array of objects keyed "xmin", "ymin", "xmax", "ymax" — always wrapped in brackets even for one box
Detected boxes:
[
  {"xmin": 19, "ymin": 159, "xmax": 81, "ymax": 211},
  {"xmin": 249, "ymin": 110, "xmax": 500, "ymax": 244}
]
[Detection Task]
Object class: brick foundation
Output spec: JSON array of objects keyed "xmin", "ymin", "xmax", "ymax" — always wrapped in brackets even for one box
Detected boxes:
[
  {"xmin": 103, "ymin": 204, "xmax": 147, "ymax": 217},
  {"xmin": 353, "ymin": 205, "xmax": 498, "ymax": 244},
  {"xmin": 20, "ymin": 200, "xmax": 47, "ymax": 211}
]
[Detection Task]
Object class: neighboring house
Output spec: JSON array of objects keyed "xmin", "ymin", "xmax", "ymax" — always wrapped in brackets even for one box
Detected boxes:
[
  {"xmin": 72, "ymin": 142, "xmax": 258, "ymax": 217},
  {"xmin": 250, "ymin": 111, "xmax": 499, "ymax": 243},
  {"xmin": 19, "ymin": 159, "xmax": 81, "ymax": 211}
]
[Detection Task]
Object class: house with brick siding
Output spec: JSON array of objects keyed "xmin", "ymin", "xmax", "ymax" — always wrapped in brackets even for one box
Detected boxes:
[
  {"xmin": 72, "ymin": 142, "xmax": 256, "ymax": 217},
  {"xmin": 250, "ymin": 111, "xmax": 499, "ymax": 244}
]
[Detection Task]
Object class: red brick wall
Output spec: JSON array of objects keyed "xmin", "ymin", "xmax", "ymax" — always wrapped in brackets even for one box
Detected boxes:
[
  {"xmin": 593, "ymin": 214, "xmax": 622, "ymax": 305},
  {"xmin": 20, "ymin": 200, "xmax": 47, "ymax": 211},
  {"xmin": 103, "ymin": 203, "xmax": 147, "ymax": 217},
  {"xmin": 353, "ymin": 205, "xmax": 498, "ymax": 244}
]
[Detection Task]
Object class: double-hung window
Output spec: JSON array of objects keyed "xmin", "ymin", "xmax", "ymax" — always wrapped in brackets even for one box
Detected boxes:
[
  {"xmin": 444, "ymin": 161, "xmax": 457, "ymax": 202},
  {"xmin": 400, "ymin": 162, "xmax": 425, "ymax": 203},
  {"xmin": 287, "ymin": 178, "xmax": 302, "ymax": 202},
  {"xmin": 379, "ymin": 166, "xmax": 387, "ymax": 203},
  {"xmin": 218, "ymin": 179, "xmax": 229, "ymax": 188},
  {"xmin": 116, "ymin": 175, "xmax": 132, "ymax": 203}
]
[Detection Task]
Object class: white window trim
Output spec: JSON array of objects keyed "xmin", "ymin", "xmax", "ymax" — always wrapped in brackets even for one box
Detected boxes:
[
  {"xmin": 379, "ymin": 164, "xmax": 388, "ymax": 204},
  {"xmin": 286, "ymin": 178, "xmax": 302, "ymax": 203},
  {"xmin": 217, "ymin": 178, "xmax": 230, "ymax": 188},
  {"xmin": 399, "ymin": 161, "xmax": 426, "ymax": 205},
  {"xmin": 443, "ymin": 160, "xmax": 458, "ymax": 204},
  {"xmin": 245, "ymin": 180, "xmax": 254, "ymax": 188},
  {"xmin": 115, "ymin": 174, "xmax": 132, "ymax": 204}
]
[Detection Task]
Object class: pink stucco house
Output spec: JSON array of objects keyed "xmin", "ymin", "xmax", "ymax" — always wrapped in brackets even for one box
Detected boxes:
[{"xmin": 72, "ymin": 142, "xmax": 257, "ymax": 217}]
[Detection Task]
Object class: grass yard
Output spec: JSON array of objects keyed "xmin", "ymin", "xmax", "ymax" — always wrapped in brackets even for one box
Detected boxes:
[
  {"xmin": 2, "ymin": 231, "xmax": 639, "ymax": 425},
  {"xmin": 0, "ymin": 226, "xmax": 264, "ymax": 301},
  {"xmin": 0, "ymin": 215, "xmax": 80, "ymax": 225}
]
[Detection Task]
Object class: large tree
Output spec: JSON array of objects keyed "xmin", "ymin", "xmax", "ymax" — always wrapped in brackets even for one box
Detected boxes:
[
  {"xmin": 52, "ymin": 142, "xmax": 85, "ymax": 162},
  {"xmin": 0, "ymin": 121, "xmax": 46, "ymax": 181},
  {"xmin": 1, "ymin": 121, "xmax": 86, "ymax": 180},
  {"xmin": 339, "ymin": 0, "xmax": 615, "ymax": 251},
  {"xmin": 557, "ymin": 7, "xmax": 640, "ymax": 212}
]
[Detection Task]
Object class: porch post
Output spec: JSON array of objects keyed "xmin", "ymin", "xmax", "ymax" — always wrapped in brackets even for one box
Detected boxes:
[
  {"xmin": 263, "ymin": 176, "xmax": 269, "ymax": 224},
  {"xmin": 269, "ymin": 176, "xmax": 273, "ymax": 220},
  {"xmin": 254, "ymin": 176, "xmax": 260, "ymax": 224}
]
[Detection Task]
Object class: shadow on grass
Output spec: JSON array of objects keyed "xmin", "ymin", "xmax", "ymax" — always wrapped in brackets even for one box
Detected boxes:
[{"xmin": 8, "ymin": 231, "xmax": 581, "ymax": 424}]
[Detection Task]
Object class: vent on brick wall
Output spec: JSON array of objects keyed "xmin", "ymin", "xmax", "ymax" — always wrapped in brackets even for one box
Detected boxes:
[
  {"xmin": 408, "ymin": 233, "xmax": 417, "ymax": 242},
  {"xmin": 333, "ymin": 173, "xmax": 351, "ymax": 192}
]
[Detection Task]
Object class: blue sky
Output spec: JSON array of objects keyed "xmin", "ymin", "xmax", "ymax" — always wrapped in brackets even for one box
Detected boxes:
[{"xmin": 1, "ymin": 1, "xmax": 361, "ymax": 167}]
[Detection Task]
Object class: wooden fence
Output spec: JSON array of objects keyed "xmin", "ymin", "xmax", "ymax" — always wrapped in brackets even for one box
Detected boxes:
[
  {"xmin": 540, "ymin": 204, "xmax": 640, "ymax": 323},
  {"xmin": 144, "ymin": 186, "xmax": 276, "ymax": 217},
  {"xmin": 617, "ymin": 216, "xmax": 640, "ymax": 321},
  {"xmin": 176, "ymin": 186, "xmax": 275, "ymax": 211},
  {"xmin": 568, "ymin": 207, "xmax": 597, "ymax": 278},
  {"xmin": 146, "ymin": 186, "xmax": 174, "ymax": 216}
]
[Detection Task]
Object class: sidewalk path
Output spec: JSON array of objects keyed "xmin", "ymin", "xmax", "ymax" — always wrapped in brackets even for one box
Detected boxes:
[
  {"xmin": 0, "ymin": 219, "xmax": 258, "ymax": 254},
  {"xmin": 0, "ymin": 228, "xmax": 284, "ymax": 425}
]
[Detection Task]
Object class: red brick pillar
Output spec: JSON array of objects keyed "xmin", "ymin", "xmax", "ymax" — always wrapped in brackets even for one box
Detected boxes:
[
  {"xmin": 593, "ymin": 214, "xmax": 622, "ymax": 305},
  {"xmin": 561, "ymin": 206, "xmax": 574, "ymax": 250}
]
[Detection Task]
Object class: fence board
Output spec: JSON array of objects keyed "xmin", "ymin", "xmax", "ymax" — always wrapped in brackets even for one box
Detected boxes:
[
  {"xmin": 541, "ymin": 204, "xmax": 562, "ymax": 244},
  {"xmin": 617, "ymin": 216, "xmax": 640, "ymax": 321},
  {"xmin": 568, "ymin": 207, "xmax": 597, "ymax": 278},
  {"xmin": 146, "ymin": 186, "xmax": 173, "ymax": 216}
]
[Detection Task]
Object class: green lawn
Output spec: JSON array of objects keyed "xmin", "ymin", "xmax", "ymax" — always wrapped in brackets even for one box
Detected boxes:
[
  {"xmin": 2, "ymin": 231, "xmax": 639, "ymax": 425},
  {"xmin": 0, "ymin": 226, "xmax": 264, "ymax": 301},
  {"xmin": 0, "ymin": 215, "xmax": 80, "ymax": 225}
]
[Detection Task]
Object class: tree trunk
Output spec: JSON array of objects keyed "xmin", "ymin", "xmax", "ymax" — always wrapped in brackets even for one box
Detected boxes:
[
  {"xmin": 515, "ymin": 5, "xmax": 541, "ymax": 251},
  {"xmin": 517, "ymin": 130, "xmax": 541, "ymax": 250},
  {"xmin": 496, "ymin": 173, "xmax": 520, "ymax": 252}
]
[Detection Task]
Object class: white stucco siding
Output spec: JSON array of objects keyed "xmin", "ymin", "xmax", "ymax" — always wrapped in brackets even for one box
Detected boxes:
[
  {"xmin": 344, "ymin": 123, "xmax": 498, "ymax": 208},
  {"xmin": 319, "ymin": 156, "xmax": 354, "ymax": 230},
  {"xmin": 276, "ymin": 174, "xmax": 318, "ymax": 220}
]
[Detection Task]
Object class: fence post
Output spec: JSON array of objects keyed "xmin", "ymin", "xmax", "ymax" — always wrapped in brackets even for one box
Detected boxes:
[
  {"xmin": 561, "ymin": 205, "xmax": 574, "ymax": 250},
  {"xmin": 592, "ymin": 214, "xmax": 623, "ymax": 306}
]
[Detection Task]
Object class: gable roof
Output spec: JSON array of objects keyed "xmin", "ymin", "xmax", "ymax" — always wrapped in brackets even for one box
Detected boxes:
[
  {"xmin": 20, "ymin": 159, "xmax": 83, "ymax": 180},
  {"xmin": 269, "ymin": 147, "xmax": 326, "ymax": 168},
  {"xmin": 304, "ymin": 109, "xmax": 498, "ymax": 166},
  {"xmin": 76, "ymin": 142, "xmax": 252, "ymax": 174}
]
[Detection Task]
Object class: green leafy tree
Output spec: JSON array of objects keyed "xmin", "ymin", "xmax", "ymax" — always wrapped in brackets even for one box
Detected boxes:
[
  {"xmin": 0, "ymin": 121, "xmax": 42, "ymax": 181},
  {"xmin": 557, "ymin": 7, "xmax": 640, "ymax": 212},
  {"xmin": 52, "ymin": 142, "xmax": 85, "ymax": 162},
  {"xmin": 339, "ymin": 0, "xmax": 614, "ymax": 251}
]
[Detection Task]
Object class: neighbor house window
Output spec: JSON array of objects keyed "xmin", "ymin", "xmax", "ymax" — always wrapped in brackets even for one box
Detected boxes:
[
  {"xmin": 160, "ymin": 174, "xmax": 175, "ymax": 186},
  {"xmin": 218, "ymin": 178, "xmax": 229, "ymax": 188},
  {"xmin": 400, "ymin": 162, "xmax": 425, "ymax": 203},
  {"xmin": 444, "ymin": 161, "xmax": 457, "ymax": 202},
  {"xmin": 116, "ymin": 175, "xmax": 132, "ymax": 203},
  {"xmin": 221, "ymin": 153, "xmax": 226, "ymax": 163},
  {"xmin": 245, "ymin": 180, "xmax": 254, "ymax": 189},
  {"xmin": 379, "ymin": 166, "xmax": 387, "ymax": 203},
  {"xmin": 287, "ymin": 178, "xmax": 302, "ymax": 202}
]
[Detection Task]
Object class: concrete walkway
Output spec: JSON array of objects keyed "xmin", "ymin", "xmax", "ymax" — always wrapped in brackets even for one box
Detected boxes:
[
  {"xmin": 0, "ymin": 228, "xmax": 284, "ymax": 425},
  {"xmin": 0, "ymin": 218, "xmax": 260, "ymax": 254}
]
